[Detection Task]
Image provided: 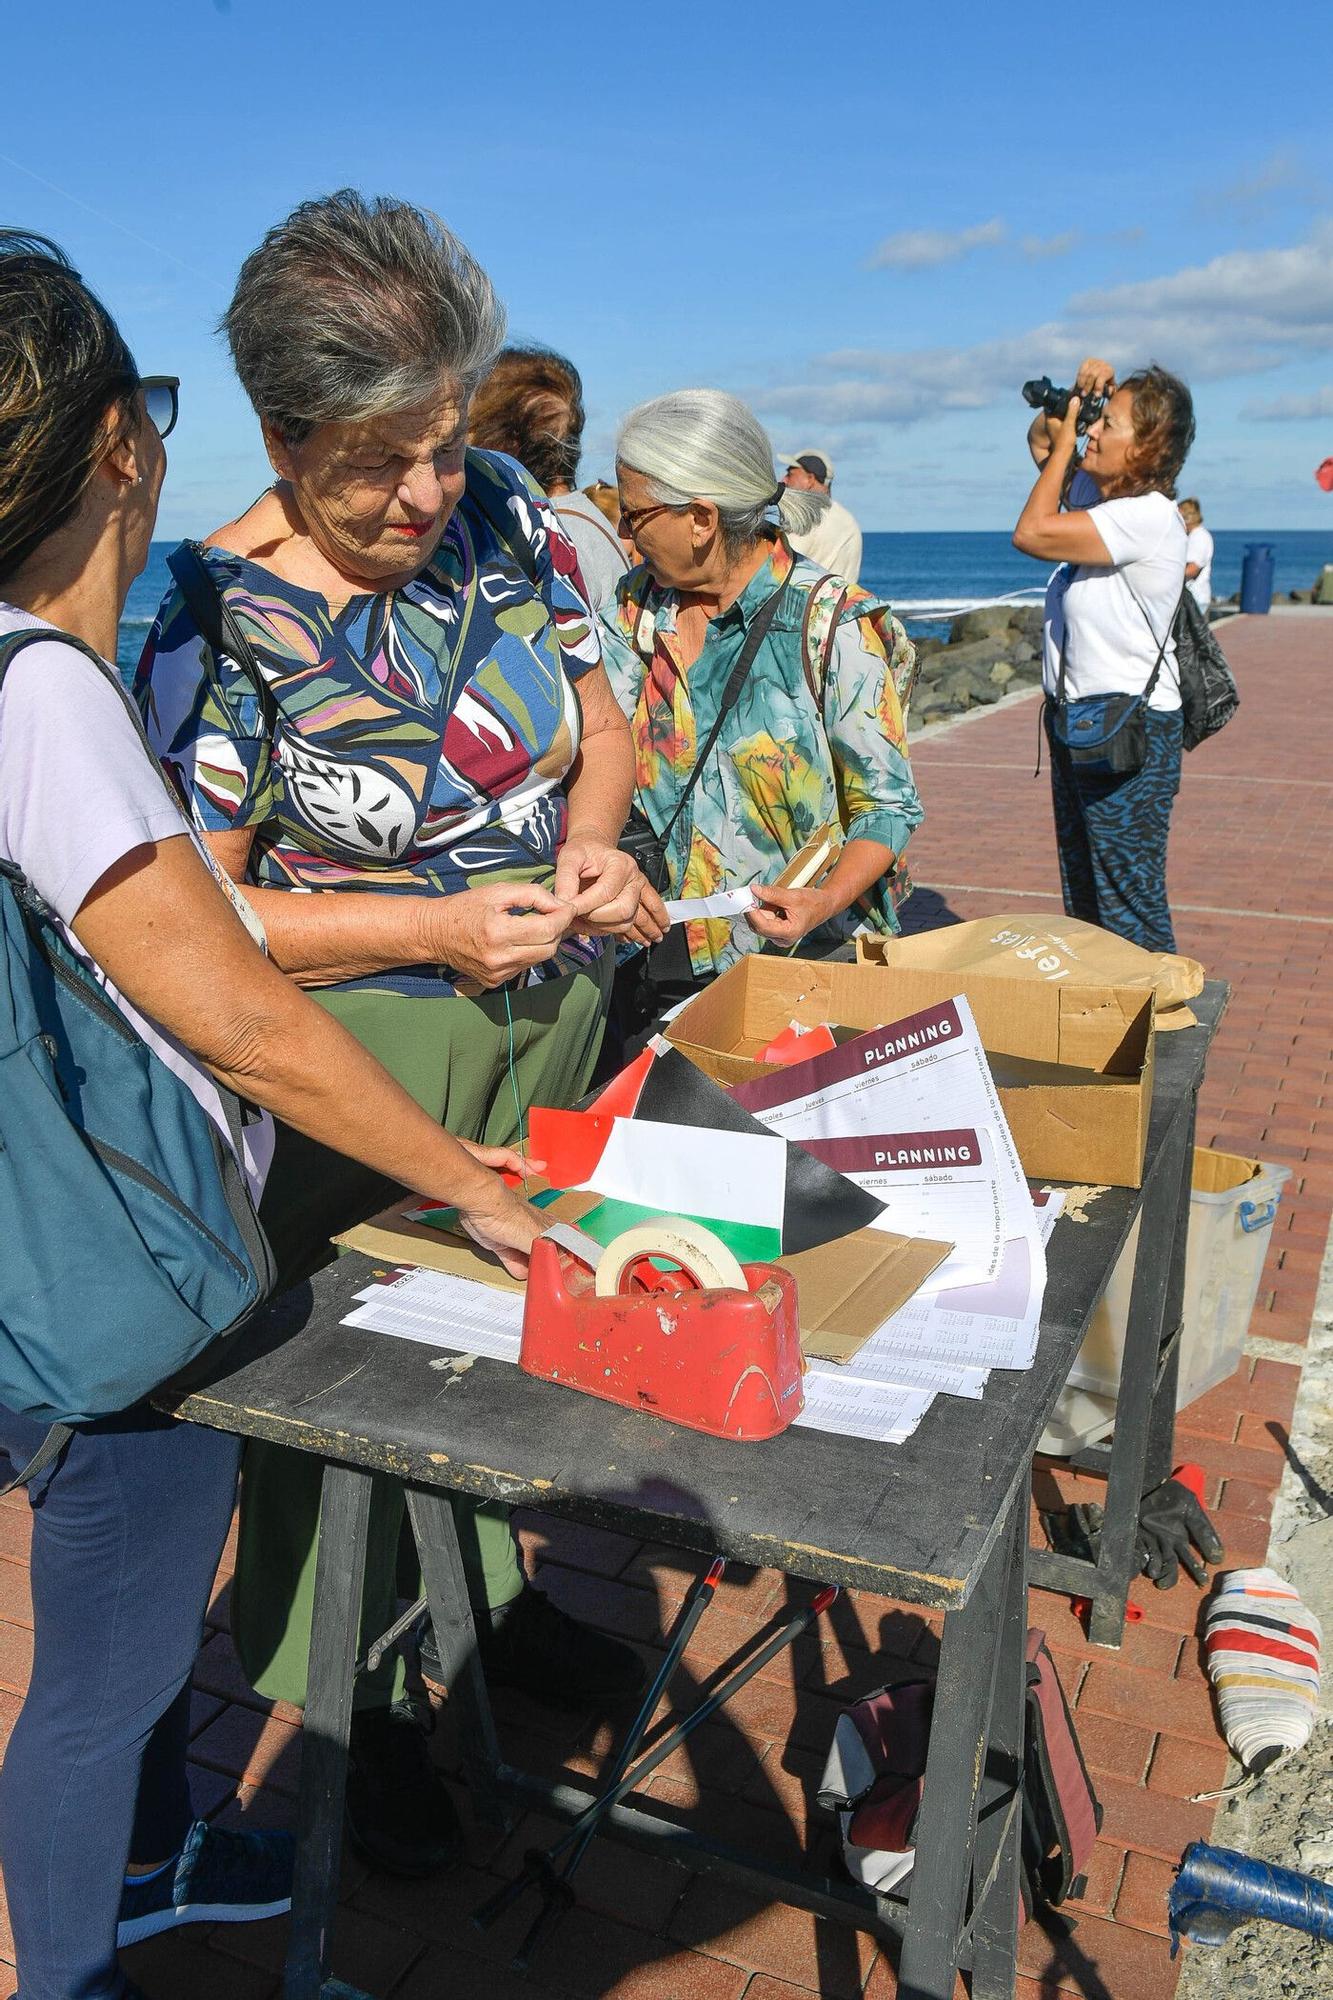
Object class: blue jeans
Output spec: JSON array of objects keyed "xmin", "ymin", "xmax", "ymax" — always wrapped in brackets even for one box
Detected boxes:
[
  {"xmin": 1047, "ymin": 704, "xmax": 1184, "ymax": 952},
  {"xmin": 0, "ymin": 1404, "xmax": 240, "ymax": 2000}
]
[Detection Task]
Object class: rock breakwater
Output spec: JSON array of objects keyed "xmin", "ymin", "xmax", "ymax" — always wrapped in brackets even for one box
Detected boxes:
[{"xmin": 907, "ymin": 602, "xmax": 1044, "ymax": 732}]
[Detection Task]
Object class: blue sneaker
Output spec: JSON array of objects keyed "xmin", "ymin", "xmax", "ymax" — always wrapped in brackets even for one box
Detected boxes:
[{"xmin": 116, "ymin": 1819, "xmax": 294, "ymax": 1945}]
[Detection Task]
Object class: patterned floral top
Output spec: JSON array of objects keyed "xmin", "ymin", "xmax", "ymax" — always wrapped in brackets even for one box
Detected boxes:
[
  {"xmin": 135, "ymin": 451, "xmax": 604, "ymax": 994},
  {"xmin": 601, "ymin": 538, "xmax": 922, "ymax": 978}
]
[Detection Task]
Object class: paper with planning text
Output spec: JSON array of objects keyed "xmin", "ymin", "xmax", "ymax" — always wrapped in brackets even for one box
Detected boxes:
[
  {"xmin": 732, "ymin": 996, "xmax": 1038, "ymax": 1256},
  {"xmin": 799, "ymin": 1125, "xmax": 1005, "ymax": 1289}
]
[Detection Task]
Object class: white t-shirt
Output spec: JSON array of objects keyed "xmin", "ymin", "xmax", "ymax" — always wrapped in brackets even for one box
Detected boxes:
[
  {"xmin": 1185, "ymin": 524, "xmax": 1214, "ymax": 613},
  {"xmin": 0, "ymin": 605, "xmax": 273, "ymax": 1199},
  {"xmin": 1042, "ymin": 471, "xmax": 1186, "ymax": 713},
  {"xmin": 788, "ymin": 495, "xmax": 863, "ymax": 585},
  {"xmin": 552, "ymin": 491, "xmax": 629, "ymax": 619}
]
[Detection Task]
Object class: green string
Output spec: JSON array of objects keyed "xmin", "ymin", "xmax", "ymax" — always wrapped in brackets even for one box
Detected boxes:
[{"xmin": 502, "ymin": 984, "xmax": 528, "ymax": 1188}]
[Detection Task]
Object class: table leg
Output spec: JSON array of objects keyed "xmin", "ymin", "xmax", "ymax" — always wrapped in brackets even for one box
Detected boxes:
[
  {"xmin": 1141, "ymin": 1087, "xmax": 1198, "ymax": 1495},
  {"xmin": 897, "ymin": 1492, "xmax": 1015, "ymax": 2000},
  {"xmin": 404, "ymin": 1484, "xmax": 508, "ymax": 1829},
  {"xmin": 1086, "ymin": 1100, "xmax": 1193, "ymax": 1648},
  {"xmin": 284, "ymin": 1462, "xmax": 373, "ymax": 2000},
  {"xmin": 968, "ymin": 1501, "xmax": 1028, "ymax": 2000}
]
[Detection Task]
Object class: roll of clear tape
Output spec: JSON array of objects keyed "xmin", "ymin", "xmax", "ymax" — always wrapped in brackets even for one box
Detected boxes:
[{"xmin": 593, "ymin": 1217, "xmax": 748, "ymax": 1298}]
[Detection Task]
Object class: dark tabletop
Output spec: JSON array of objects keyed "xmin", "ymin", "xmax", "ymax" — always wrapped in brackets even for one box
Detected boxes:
[{"xmin": 162, "ymin": 984, "xmax": 1226, "ymax": 1609}]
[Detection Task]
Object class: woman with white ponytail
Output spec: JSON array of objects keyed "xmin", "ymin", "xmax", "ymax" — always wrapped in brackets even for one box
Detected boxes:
[{"xmin": 603, "ymin": 388, "xmax": 922, "ymax": 1038}]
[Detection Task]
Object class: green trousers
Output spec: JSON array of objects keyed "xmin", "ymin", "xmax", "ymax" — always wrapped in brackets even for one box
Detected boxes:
[{"xmin": 231, "ymin": 956, "xmax": 611, "ymax": 1710}]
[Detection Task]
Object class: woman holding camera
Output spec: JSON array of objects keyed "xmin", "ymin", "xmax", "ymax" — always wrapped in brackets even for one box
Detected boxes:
[{"xmin": 1014, "ymin": 356, "xmax": 1194, "ymax": 951}]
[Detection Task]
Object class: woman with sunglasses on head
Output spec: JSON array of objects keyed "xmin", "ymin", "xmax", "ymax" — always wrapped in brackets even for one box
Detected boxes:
[
  {"xmin": 601, "ymin": 389, "xmax": 922, "ymax": 1046},
  {"xmin": 1015, "ymin": 356, "xmax": 1195, "ymax": 951},
  {"xmin": 0, "ymin": 229, "xmax": 547, "ymax": 2000}
]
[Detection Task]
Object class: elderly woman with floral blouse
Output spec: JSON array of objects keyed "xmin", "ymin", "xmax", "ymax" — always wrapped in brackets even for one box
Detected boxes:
[
  {"xmin": 136, "ymin": 191, "xmax": 655, "ymax": 1879},
  {"xmin": 602, "ymin": 388, "xmax": 922, "ymax": 1034}
]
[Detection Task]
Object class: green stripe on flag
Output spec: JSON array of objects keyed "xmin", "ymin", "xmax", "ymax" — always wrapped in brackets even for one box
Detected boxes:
[{"xmin": 576, "ymin": 1198, "xmax": 780, "ymax": 1267}]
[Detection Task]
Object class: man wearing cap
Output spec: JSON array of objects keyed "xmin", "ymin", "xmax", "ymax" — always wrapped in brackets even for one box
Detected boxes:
[{"xmin": 781, "ymin": 450, "xmax": 863, "ymax": 583}]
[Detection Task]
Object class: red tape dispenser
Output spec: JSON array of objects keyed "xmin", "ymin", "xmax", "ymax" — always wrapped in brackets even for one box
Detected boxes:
[{"xmin": 519, "ymin": 1218, "xmax": 804, "ymax": 1441}]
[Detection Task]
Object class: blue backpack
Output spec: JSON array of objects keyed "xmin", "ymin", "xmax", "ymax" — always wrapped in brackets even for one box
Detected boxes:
[{"xmin": 0, "ymin": 628, "xmax": 275, "ymax": 1480}]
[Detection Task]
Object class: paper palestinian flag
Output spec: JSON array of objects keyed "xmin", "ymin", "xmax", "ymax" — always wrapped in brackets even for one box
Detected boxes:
[{"xmin": 528, "ymin": 1044, "xmax": 884, "ymax": 1261}]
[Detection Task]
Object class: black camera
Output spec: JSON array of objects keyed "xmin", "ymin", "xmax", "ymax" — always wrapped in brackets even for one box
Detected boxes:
[{"xmin": 1022, "ymin": 376, "xmax": 1107, "ymax": 433}]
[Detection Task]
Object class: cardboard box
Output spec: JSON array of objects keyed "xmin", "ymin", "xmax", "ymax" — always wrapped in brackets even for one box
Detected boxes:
[
  {"xmin": 665, "ymin": 954, "xmax": 1156, "ymax": 1189},
  {"xmin": 335, "ymin": 1186, "xmax": 949, "ymax": 1366}
]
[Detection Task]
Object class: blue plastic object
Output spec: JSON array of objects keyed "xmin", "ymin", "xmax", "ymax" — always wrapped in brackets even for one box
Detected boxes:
[
  {"xmin": 1239, "ymin": 1197, "xmax": 1279, "ymax": 1233},
  {"xmin": 1170, "ymin": 1842, "xmax": 1333, "ymax": 1955},
  {"xmin": 1239, "ymin": 544, "xmax": 1276, "ymax": 615}
]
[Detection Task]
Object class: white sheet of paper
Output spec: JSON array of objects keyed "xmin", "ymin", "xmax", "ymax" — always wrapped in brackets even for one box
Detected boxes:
[
  {"xmin": 864, "ymin": 1237, "xmax": 1043, "ymax": 1375},
  {"xmin": 800, "ymin": 1125, "xmax": 1004, "ymax": 1288},
  {"xmin": 663, "ymin": 887, "xmax": 757, "ymax": 925},
  {"xmin": 344, "ymin": 1268, "xmax": 524, "ymax": 1362},
  {"xmin": 795, "ymin": 1371, "xmax": 935, "ymax": 1443},
  {"xmin": 580, "ymin": 1115, "xmax": 788, "ymax": 1231},
  {"xmin": 833, "ymin": 1334, "xmax": 990, "ymax": 1398}
]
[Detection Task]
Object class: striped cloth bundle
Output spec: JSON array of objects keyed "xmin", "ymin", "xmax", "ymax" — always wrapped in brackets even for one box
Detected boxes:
[{"xmin": 1202, "ymin": 1567, "xmax": 1322, "ymax": 1777}]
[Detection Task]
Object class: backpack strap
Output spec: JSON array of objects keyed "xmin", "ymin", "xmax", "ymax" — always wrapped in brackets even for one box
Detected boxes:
[
  {"xmin": 0, "ymin": 1422, "xmax": 73, "ymax": 1496},
  {"xmin": 798, "ymin": 568, "xmax": 851, "ymax": 711},
  {"xmin": 1120, "ymin": 578, "xmax": 1189, "ymax": 707},
  {"xmin": 0, "ymin": 627, "xmax": 171, "ymax": 900},
  {"xmin": 166, "ymin": 543, "xmax": 279, "ymax": 737},
  {"xmin": 555, "ymin": 493, "xmax": 630, "ymax": 567}
]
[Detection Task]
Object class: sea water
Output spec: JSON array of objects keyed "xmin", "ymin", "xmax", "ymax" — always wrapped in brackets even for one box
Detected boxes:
[{"xmin": 117, "ymin": 530, "xmax": 1333, "ymax": 681}]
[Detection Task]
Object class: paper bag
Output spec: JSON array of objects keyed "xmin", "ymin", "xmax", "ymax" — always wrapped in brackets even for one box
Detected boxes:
[{"xmin": 858, "ymin": 915, "xmax": 1203, "ymax": 1028}]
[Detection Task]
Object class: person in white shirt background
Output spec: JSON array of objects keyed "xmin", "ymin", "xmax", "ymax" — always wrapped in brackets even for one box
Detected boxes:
[
  {"xmin": 1014, "ymin": 355, "xmax": 1196, "ymax": 952},
  {"xmin": 780, "ymin": 449, "xmax": 863, "ymax": 584},
  {"xmin": 1179, "ymin": 496, "xmax": 1214, "ymax": 614}
]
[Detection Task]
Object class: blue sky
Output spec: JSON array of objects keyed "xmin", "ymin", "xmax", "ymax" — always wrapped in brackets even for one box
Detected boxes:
[{"xmin": 5, "ymin": 0, "xmax": 1332, "ymax": 534}]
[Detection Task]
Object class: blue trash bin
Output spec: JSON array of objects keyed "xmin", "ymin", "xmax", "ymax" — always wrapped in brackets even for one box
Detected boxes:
[{"xmin": 1239, "ymin": 543, "xmax": 1275, "ymax": 615}]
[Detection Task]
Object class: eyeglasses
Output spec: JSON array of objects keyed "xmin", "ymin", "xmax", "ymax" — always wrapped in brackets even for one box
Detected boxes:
[
  {"xmin": 140, "ymin": 376, "xmax": 180, "ymax": 440},
  {"xmin": 617, "ymin": 499, "xmax": 678, "ymax": 538}
]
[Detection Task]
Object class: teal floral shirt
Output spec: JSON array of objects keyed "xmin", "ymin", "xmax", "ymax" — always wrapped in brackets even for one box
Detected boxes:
[{"xmin": 601, "ymin": 539, "xmax": 922, "ymax": 977}]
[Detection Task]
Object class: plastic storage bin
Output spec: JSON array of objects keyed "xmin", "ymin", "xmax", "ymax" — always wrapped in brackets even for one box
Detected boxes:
[{"xmin": 1038, "ymin": 1149, "xmax": 1291, "ymax": 1456}]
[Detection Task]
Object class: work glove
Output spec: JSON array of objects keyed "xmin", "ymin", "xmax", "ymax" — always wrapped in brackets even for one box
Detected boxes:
[{"xmin": 1136, "ymin": 1474, "xmax": 1224, "ymax": 1590}]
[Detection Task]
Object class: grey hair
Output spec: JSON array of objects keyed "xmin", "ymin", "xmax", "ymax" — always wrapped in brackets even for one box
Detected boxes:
[
  {"xmin": 222, "ymin": 190, "xmax": 507, "ymax": 445},
  {"xmin": 616, "ymin": 388, "xmax": 830, "ymax": 557}
]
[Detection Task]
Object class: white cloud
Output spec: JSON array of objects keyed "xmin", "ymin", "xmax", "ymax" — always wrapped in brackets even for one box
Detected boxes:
[
  {"xmin": 752, "ymin": 226, "xmax": 1333, "ymax": 430},
  {"xmin": 1068, "ymin": 226, "xmax": 1333, "ymax": 349},
  {"xmin": 865, "ymin": 216, "xmax": 1005, "ymax": 272},
  {"xmin": 1205, "ymin": 150, "xmax": 1325, "ymax": 213},
  {"xmin": 1020, "ymin": 230, "xmax": 1080, "ymax": 261},
  {"xmin": 1242, "ymin": 385, "xmax": 1333, "ymax": 422}
]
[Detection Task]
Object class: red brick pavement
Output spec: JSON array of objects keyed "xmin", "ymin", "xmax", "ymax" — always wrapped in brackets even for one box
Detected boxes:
[{"xmin": 0, "ymin": 613, "xmax": 1326, "ymax": 1997}]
